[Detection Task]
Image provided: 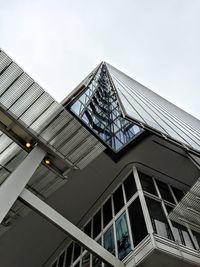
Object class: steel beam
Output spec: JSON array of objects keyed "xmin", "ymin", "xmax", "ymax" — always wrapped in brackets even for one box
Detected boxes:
[
  {"xmin": 0, "ymin": 145, "xmax": 45, "ymax": 223},
  {"xmin": 19, "ymin": 188, "xmax": 125, "ymax": 267}
]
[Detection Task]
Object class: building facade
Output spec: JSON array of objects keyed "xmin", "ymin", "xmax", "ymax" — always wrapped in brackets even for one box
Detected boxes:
[{"xmin": 0, "ymin": 52, "xmax": 199, "ymax": 267}]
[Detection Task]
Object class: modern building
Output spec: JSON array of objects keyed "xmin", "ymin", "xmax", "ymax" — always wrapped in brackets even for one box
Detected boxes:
[{"xmin": 0, "ymin": 50, "xmax": 199, "ymax": 267}]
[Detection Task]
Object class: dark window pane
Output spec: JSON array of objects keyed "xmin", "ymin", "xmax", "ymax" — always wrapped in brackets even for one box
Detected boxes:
[
  {"xmin": 115, "ymin": 213, "xmax": 132, "ymax": 260},
  {"xmin": 192, "ymin": 230, "xmax": 200, "ymax": 250},
  {"xmin": 58, "ymin": 252, "xmax": 65, "ymax": 267},
  {"xmin": 128, "ymin": 198, "xmax": 148, "ymax": 246},
  {"xmin": 172, "ymin": 222, "xmax": 194, "ymax": 249},
  {"xmin": 73, "ymin": 243, "xmax": 81, "ymax": 262},
  {"xmin": 84, "ymin": 221, "xmax": 92, "ymax": 237},
  {"xmin": 74, "ymin": 262, "xmax": 80, "ymax": 267},
  {"xmin": 145, "ymin": 197, "xmax": 172, "ymax": 240},
  {"xmin": 65, "ymin": 243, "xmax": 73, "ymax": 267},
  {"xmin": 165, "ymin": 204, "xmax": 174, "ymax": 214},
  {"xmin": 113, "ymin": 186, "xmax": 124, "ymax": 215},
  {"xmin": 93, "ymin": 210, "xmax": 102, "ymax": 238},
  {"xmin": 104, "ymin": 226, "xmax": 115, "ymax": 255},
  {"xmin": 124, "ymin": 172, "xmax": 137, "ymax": 201},
  {"xmin": 139, "ymin": 171, "xmax": 157, "ymax": 196},
  {"xmin": 156, "ymin": 180, "xmax": 175, "ymax": 203},
  {"xmin": 52, "ymin": 261, "xmax": 57, "ymax": 267},
  {"xmin": 171, "ymin": 185, "xmax": 184, "ymax": 202},
  {"xmin": 103, "ymin": 198, "xmax": 113, "ymax": 227}
]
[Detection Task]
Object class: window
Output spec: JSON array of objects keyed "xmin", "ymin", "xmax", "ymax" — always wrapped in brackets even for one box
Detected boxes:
[
  {"xmin": 128, "ymin": 198, "xmax": 148, "ymax": 246},
  {"xmin": 156, "ymin": 179, "xmax": 175, "ymax": 203},
  {"xmin": 139, "ymin": 171, "xmax": 157, "ymax": 196},
  {"xmin": 58, "ymin": 252, "xmax": 65, "ymax": 267},
  {"xmin": 65, "ymin": 243, "xmax": 73, "ymax": 267},
  {"xmin": 115, "ymin": 213, "xmax": 132, "ymax": 260},
  {"xmin": 104, "ymin": 226, "xmax": 115, "ymax": 255},
  {"xmin": 73, "ymin": 243, "xmax": 81, "ymax": 262},
  {"xmin": 103, "ymin": 198, "xmax": 113, "ymax": 227},
  {"xmin": 145, "ymin": 197, "xmax": 172, "ymax": 240},
  {"xmin": 93, "ymin": 210, "xmax": 101, "ymax": 238},
  {"xmin": 171, "ymin": 185, "xmax": 184, "ymax": 202},
  {"xmin": 124, "ymin": 172, "xmax": 137, "ymax": 201},
  {"xmin": 192, "ymin": 230, "xmax": 200, "ymax": 249},
  {"xmin": 84, "ymin": 221, "xmax": 92, "ymax": 237},
  {"xmin": 172, "ymin": 222, "xmax": 194, "ymax": 249},
  {"xmin": 113, "ymin": 186, "xmax": 124, "ymax": 215}
]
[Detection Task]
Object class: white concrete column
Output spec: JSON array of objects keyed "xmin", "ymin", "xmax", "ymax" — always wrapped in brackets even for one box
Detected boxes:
[
  {"xmin": 0, "ymin": 145, "xmax": 45, "ymax": 223},
  {"xmin": 20, "ymin": 188, "xmax": 125, "ymax": 267}
]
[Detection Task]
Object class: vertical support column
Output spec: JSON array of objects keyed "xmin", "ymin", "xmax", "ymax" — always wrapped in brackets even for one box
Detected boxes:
[
  {"xmin": 0, "ymin": 145, "xmax": 46, "ymax": 223},
  {"xmin": 19, "ymin": 188, "xmax": 125, "ymax": 267}
]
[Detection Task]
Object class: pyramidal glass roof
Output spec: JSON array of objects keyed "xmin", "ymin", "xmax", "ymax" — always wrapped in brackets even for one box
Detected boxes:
[{"xmin": 106, "ymin": 63, "xmax": 200, "ymax": 153}]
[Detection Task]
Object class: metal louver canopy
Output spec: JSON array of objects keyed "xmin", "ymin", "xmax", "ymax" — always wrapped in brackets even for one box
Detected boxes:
[
  {"xmin": 0, "ymin": 49, "xmax": 105, "ymax": 170},
  {"xmin": 169, "ymin": 177, "xmax": 200, "ymax": 233}
]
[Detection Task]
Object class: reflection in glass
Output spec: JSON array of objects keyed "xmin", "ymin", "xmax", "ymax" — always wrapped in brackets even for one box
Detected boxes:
[
  {"xmin": 172, "ymin": 222, "xmax": 194, "ymax": 249},
  {"xmin": 104, "ymin": 226, "xmax": 115, "ymax": 255},
  {"xmin": 156, "ymin": 179, "xmax": 175, "ymax": 203},
  {"xmin": 115, "ymin": 213, "xmax": 132, "ymax": 260}
]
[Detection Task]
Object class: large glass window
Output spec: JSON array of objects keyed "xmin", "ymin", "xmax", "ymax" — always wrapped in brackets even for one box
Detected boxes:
[
  {"xmin": 124, "ymin": 172, "xmax": 137, "ymax": 201},
  {"xmin": 115, "ymin": 213, "xmax": 132, "ymax": 260},
  {"xmin": 128, "ymin": 198, "xmax": 148, "ymax": 246},
  {"xmin": 65, "ymin": 243, "xmax": 73, "ymax": 267},
  {"xmin": 139, "ymin": 171, "xmax": 157, "ymax": 196},
  {"xmin": 171, "ymin": 185, "xmax": 184, "ymax": 202},
  {"xmin": 156, "ymin": 179, "xmax": 175, "ymax": 203},
  {"xmin": 84, "ymin": 221, "xmax": 92, "ymax": 237},
  {"xmin": 103, "ymin": 198, "xmax": 112, "ymax": 227},
  {"xmin": 145, "ymin": 197, "xmax": 172, "ymax": 240},
  {"xmin": 104, "ymin": 226, "xmax": 115, "ymax": 255},
  {"xmin": 172, "ymin": 222, "xmax": 194, "ymax": 249},
  {"xmin": 58, "ymin": 252, "xmax": 65, "ymax": 267},
  {"xmin": 73, "ymin": 243, "xmax": 81, "ymax": 262},
  {"xmin": 92, "ymin": 239, "xmax": 102, "ymax": 267},
  {"xmin": 113, "ymin": 186, "xmax": 124, "ymax": 215},
  {"xmin": 93, "ymin": 210, "xmax": 102, "ymax": 238}
]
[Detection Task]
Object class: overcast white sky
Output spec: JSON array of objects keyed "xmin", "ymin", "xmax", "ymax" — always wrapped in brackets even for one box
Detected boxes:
[{"xmin": 0, "ymin": 0, "xmax": 199, "ymax": 119}]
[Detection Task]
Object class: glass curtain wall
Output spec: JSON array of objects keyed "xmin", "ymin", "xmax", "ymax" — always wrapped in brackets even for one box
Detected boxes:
[
  {"xmin": 70, "ymin": 64, "xmax": 143, "ymax": 151},
  {"xmin": 51, "ymin": 168, "xmax": 200, "ymax": 267}
]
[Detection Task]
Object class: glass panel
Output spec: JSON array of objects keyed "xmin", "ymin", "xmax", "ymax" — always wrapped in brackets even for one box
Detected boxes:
[
  {"xmin": 192, "ymin": 230, "xmax": 200, "ymax": 249},
  {"xmin": 103, "ymin": 198, "xmax": 113, "ymax": 227},
  {"xmin": 58, "ymin": 252, "xmax": 65, "ymax": 267},
  {"xmin": 74, "ymin": 262, "xmax": 80, "ymax": 267},
  {"xmin": 65, "ymin": 243, "xmax": 73, "ymax": 267},
  {"xmin": 113, "ymin": 186, "xmax": 124, "ymax": 215},
  {"xmin": 145, "ymin": 197, "xmax": 172, "ymax": 240},
  {"xmin": 171, "ymin": 185, "xmax": 184, "ymax": 202},
  {"xmin": 93, "ymin": 210, "xmax": 101, "ymax": 238},
  {"xmin": 172, "ymin": 222, "xmax": 194, "ymax": 249},
  {"xmin": 73, "ymin": 243, "xmax": 81, "ymax": 262},
  {"xmin": 115, "ymin": 212, "xmax": 132, "ymax": 260},
  {"xmin": 156, "ymin": 180, "xmax": 175, "ymax": 203},
  {"xmin": 124, "ymin": 172, "xmax": 137, "ymax": 201},
  {"xmin": 139, "ymin": 171, "xmax": 157, "ymax": 196},
  {"xmin": 84, "ymin": 221, "xmax": 92, "ymax": 237},
  {"xmin": 104, "ymin": 226, "xmax": 115, "ymax": 255},
  {"xmin": 128, "ymin": 197, "xmax": 148, "ymax": 246}
]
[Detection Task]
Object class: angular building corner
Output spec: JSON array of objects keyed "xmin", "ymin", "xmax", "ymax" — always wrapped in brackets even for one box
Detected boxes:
[{"xmin": 0, "ymin": 50, "xmax": 199, "ymax": 267}]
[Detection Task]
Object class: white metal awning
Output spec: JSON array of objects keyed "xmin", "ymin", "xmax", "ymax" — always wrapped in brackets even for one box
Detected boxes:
[{"xmin": 169, "ymin": 177, "xmax": 200, "ymax": 233}]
